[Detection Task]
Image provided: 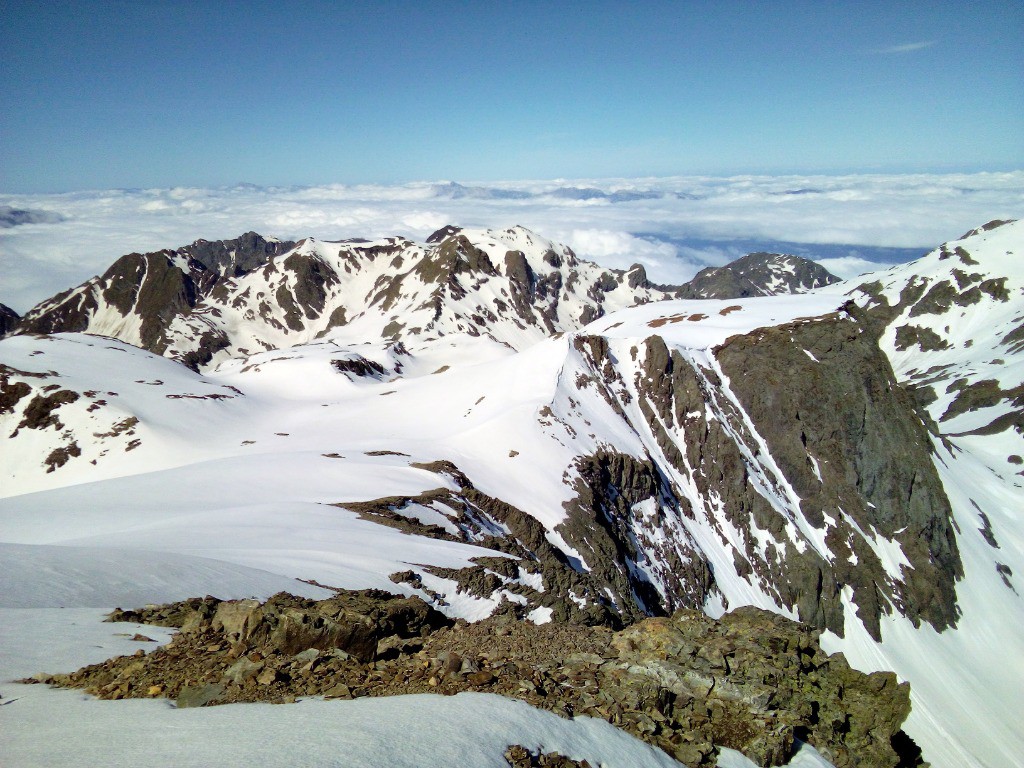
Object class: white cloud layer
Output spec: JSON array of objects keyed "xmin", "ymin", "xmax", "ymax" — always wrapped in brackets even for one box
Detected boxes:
[{"xmin": 1, "ymin": 172, "xmax": 1022, "ymax": 312}]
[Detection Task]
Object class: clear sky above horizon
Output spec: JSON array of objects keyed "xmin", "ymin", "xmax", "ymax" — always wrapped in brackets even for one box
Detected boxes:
[{"xmin": 2, "ymin": 1, "xmax": 1022, "ymax": 193}]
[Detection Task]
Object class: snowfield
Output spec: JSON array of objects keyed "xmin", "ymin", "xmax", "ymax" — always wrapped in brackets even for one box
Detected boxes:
[{"xmin": 2, "ymin": 220, "xmax": 1022, "ymax": 767}]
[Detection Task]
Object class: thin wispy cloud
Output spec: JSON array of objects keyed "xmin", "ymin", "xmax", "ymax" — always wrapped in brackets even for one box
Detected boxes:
[{"xmin": 873, "ymin": 40, "xmax": 938, "ymax": 54}]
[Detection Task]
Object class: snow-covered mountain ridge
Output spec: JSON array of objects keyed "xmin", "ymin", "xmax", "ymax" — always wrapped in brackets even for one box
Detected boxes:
[
  {"xmin": 5, "ymin": 225, "xmax": 837, "ymax": 371},
  {"xmin": 1, "ymin": 220, "xmax": 1021, "ymax": 767},
  {"xmin": 14, "ymin": 231, "xmax": 296, "ymax": 351}
]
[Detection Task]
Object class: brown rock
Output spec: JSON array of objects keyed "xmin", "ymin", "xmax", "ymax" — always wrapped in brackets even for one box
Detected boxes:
[
  {"xmin": 468, "ymin": 671, "xmax": 496, "ymax": 686},
  {"xmin": 323, "ymin": 683, "xmax": 352, "ymax": 699},
  {"xmin": 256, "ymin": 668, "xmax": 279, "ymax": 686}
]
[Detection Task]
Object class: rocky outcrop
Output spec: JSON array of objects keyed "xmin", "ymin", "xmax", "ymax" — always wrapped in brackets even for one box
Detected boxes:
[
  {"xmin": 715, "ymin": 314, "xmax": 961, "ymax": 638},
  {"xmin": 183, "ymin": 231, "xmax": 295, "ymax": 279},
  {"xmin": 12, "ymin": 233, "xmax": 294, "ymax": 352},
  {"xmin": 680, "ymin": 253, "xmax": 840, "ymax": 299},
  {"xmin": 31, "ymin": 592, "xmax": 917, "ymax": 768},
  {"xmin": 338, "ymin": 461, "xmax": 626, "ymax": 627},
  {"xmin": 0, "ymin": 303, "xmax": 19, "ymax": 337},
  {"xmin": 603, "ymin": 607, "xmax": 914, "ymax": 768},
  {"xmin": 557, "ymin": 450, "xmax": 716, "ymax": 623},
  {"xmin": 504, "ymin": 745, "xmax": 592, "ymax": 768},
  {"xmin": 0, "ymin": 364, "xmax": 34, "ymax": 415}
]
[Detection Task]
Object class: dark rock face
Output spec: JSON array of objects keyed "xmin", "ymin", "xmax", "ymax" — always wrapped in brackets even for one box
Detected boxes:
[
  {"xmin": 272, "ymin": 251, "xmax": 341, "ymax": 332},
  {"xmin": 581, "ymin": 311, "xmax": 960, "ymax": 641},
  {"xmin": 557, "ymin": 450, "xmax": 716, "ymax": 623},
  {"xmin": 16, "ymin": 251, "xmax": 200, "ymax": 349},
  {"xmin": 182, "ymin": 232, "xmax": 295, "ymax": 278},
  {"xmin": 680, "ymin": 253, "xmax": 840, "ymax": 299},
  {"xmin": 715, "ymin": 315, "xmax": 961, "ymax": 638},
  {"xmin": 630, "ymin": 333, "xmax": 852, "ymax": 633},
  {"xmin": 13, "ymin": 233, "xmax": 294, "ymax": 351},
  {"xmin": 35, "ymin": 592, "xmax": 916, "ymax": 768},
  {"xmin": 0, "ymin": 303, "xmax": 20, "ymax": 337}
]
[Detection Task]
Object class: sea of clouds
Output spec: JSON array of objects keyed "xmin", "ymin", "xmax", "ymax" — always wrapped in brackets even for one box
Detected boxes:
[{"xmin": 1, "ymin": 172, "xmax": 1022, "ymax": 313}]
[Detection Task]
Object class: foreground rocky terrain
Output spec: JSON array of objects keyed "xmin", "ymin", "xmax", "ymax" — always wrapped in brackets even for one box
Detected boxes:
[{"xmin": 27, "ymin": 589, "xmax": 915, "ymax": 768}]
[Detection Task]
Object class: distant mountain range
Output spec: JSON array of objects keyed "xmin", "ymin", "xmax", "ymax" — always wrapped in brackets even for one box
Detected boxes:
[{"xmin": 4, "ymin": 225, "xmax": 838, "ymax": 370}]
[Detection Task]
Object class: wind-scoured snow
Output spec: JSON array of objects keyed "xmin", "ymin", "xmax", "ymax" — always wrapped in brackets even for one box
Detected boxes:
[{"xmin": 0, "ymin": 543, "xmax": 331, "ymax": 609}]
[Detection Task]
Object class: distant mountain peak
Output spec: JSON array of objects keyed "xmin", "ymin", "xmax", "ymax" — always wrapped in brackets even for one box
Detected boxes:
[
  {"xmin": 14, "ymin": 232, "xmax": 296, "ymax": 350},
  {"xmin": 0, "ymin": 205, "xmax": 65, "ymax": 228},
  {"xmin": 681, "ymin": 252, "xmax": 840, "ymax": 299},
  {"xmin": 426, "ymin": 224, "xmax": 462, "ymax": 243}
]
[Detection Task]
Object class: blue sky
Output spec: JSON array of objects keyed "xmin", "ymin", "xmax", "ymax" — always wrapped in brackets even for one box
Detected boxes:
[{"xmin": 2, "ymin": 1, "xmax": 1022, "ymax": 192}]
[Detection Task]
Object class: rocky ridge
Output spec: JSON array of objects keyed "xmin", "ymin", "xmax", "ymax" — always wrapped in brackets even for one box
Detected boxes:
[
  {"xmin": 154, "ymin": 226, "xmax": 685, "ymax": 369},
  {"xmin": 27, "ymin": 590, "xmax": 917, "ymax": 768},
  {"xmin": 680, "ymin": 253, "xmax": 840, "ymax": 299},
  {"xmin": 7, "ymin": 226, "xmax": 842, "ymax": 371},
  {"xmin": 14, "ymin": 232, "xmax": 295, "ymax": 353},
  {"xmin": 526, "ymin": 306, "xmax": 961, "ymax": 640}
]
